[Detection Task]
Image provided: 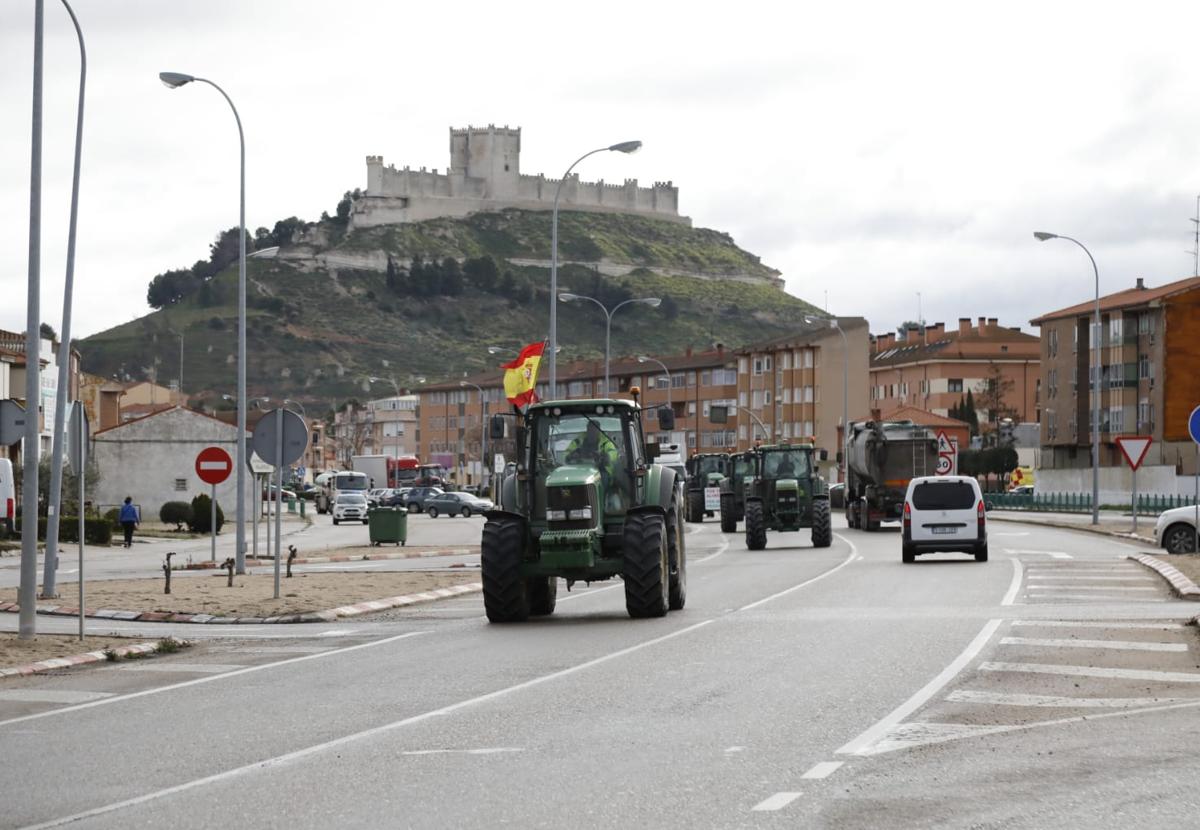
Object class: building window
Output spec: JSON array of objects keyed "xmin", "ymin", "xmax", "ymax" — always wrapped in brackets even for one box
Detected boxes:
[
  {"xmin": 803, "ymin": 420, "xmax": 814, "ymax": 437},
  {"xmin": 701, "ymin": 370, "xmax": 711, "ymax": 386},
  {"xmin": 738, "ymin": 391, "xmax": 748, "ymax": 407},
  {"xmin": 781, "ymin": 352, "xmax": 792, "ymax": 370},
  {"xmin": 948, "ymin": 378, "xmax": 963, "ymax": 393},
  {"xmin": 764, "ymin": 390, "xmax": 773, "ymax": 405},
  {"xmin": 739, "ymin": 357, "xmax": 749, "ymax": 374},
  {"xmin": 174, "ymin": 478, "xmax": 187, "ymax": 492},
  {"xmin": 752, "ymin": 390, "xmax": 762, "ymax": 409},
  {"xmin": 671, "ymin": 373, "xmax": 686, "ymax": 389}
]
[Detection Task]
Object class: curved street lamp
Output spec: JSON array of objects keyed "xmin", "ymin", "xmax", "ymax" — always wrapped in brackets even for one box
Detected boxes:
[
  {"xmin": 636, "ymin": 354, "xmax": 672, "ymax": 407},
  {"xmin": 1034, "ymin": 231, "xmax": 1101, "ymax": 526},
  {"xmin": 460, "ymin": 380, "xmax": 489, "ymax": 489},
  {"xmin": 547, "ymin": 140, "xmax": 642, "ymax": 393},
  {"xmin": 559, "ymin": 293, "xmax": 660, "ymax": 396}
]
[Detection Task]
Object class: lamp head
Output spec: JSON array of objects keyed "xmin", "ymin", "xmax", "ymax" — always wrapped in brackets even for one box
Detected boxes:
[
  {"xmin": 608, "ymin": 140, "xmax": 643, "ymax": 154},
  {"xmin": 486, "ymin": 346, "xmax": 506, "ymax": 355},
  {"xmin": 158, "ymin": 71, "xmax": 195, "ymax": 89},
  {"xmin": 558, "ymin": 293, "xmax": 580, "ymax": 302},
  {"xmin": 637, "ymin": 355, "xmax": 650, "ymax": 364},
  {"xmin": 1033, "ymin": 231, "xmax": 1057, "ymax": 242},
  {"xmin": 640, "ymin": 297, "xmax": 662, "ymax": 308}
]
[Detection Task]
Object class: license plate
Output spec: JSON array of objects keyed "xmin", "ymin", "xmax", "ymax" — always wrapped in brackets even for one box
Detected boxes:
[{"xmin": 931, "ymin": 526, "xmax": 956, "ymax": 535}]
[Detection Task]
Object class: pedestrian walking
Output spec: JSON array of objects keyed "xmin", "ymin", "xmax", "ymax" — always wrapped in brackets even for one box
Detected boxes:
[{"xmin": 119, "ymin": 496, "xmax": 139, "ymax": 548}]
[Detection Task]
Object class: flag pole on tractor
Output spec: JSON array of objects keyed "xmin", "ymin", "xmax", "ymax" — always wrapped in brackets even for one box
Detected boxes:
[{"xmin": 502, "ymin": 341, "xmax": 546, "ymax": 409}]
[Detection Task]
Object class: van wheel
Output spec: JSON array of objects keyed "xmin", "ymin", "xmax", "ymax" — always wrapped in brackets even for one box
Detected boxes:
[
  {"xmin": 974, "ymin": 544, "xmax": 988, "ymax": 563},
  {"xmin": 902, "ymin": 544, "xmax": 915, "ymax": 563}
]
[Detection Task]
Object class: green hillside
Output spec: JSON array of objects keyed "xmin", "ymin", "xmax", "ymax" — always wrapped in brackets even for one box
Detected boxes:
[{"xmin": 80, "ymin": 209, "xmax": 815, "ymax": 411}]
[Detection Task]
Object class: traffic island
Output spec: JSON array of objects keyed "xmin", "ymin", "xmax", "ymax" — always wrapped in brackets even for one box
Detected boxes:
[
  {"xmin": 0, "ymin": 635, "xmax": 163, "ymax": 677},
  {"xmin": 1128, "ymin": 553, "xmax": 1200, "ymax": 601},
  {"xmin": 0, "ymin": 570, "xmax": 482, "ymax": 625}
]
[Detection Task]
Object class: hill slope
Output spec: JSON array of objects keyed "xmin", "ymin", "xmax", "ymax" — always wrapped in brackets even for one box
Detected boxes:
[{"xmin": 81, "ymin": 209, "xmax": 816, "ymax": 409}]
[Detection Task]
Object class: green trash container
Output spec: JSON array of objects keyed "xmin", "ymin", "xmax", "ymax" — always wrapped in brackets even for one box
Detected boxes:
[{"xmin": 368, "ymin": 507, "xmax": 407, "ymax": 546}]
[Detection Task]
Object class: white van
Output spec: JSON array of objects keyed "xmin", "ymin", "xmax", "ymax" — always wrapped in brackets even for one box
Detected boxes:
[
  {"xmin": 901, "ymin": 475, "xmax": 987, "ymax": 563},
  {"xmin": 0, "ymin": 458, "xmax": 14, "ymax": 534}
]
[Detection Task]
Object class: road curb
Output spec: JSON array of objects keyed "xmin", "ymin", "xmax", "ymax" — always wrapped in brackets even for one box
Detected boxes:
[
  {"xmin": 990, "ymin": 514, "xmax": 1155, "ymax": 544},
  {"xmin": 1127, "ymin": 554, "xmax": 1200, "ymax": 601},
  {"xmin": 241, "ymin": 547, "xmax": 479, "ymax": 566},
  {"xmin": 0, "ymin": 582, "xmax": 482, "ymax": 625},
  {"xmin": 0, "ymin": 641, "xmax": 160, "ymax": 680}
]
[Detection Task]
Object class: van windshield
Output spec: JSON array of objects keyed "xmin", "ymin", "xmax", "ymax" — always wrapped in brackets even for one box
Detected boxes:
[{"xmin": 912, "ymin": 481, "xmax": 976, "ymax": 511}]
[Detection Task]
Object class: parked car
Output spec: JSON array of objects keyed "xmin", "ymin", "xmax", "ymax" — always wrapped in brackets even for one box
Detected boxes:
[
  {"xmin": 332, "ymin": 492, "xmax": 369, "ymax": 525},
  {"xmin": 402, "ymin": 486, "xmax": 444, "ymax": 514},
  {"xmin": 1155, "ymin": 505, "xmax": 1198, "ymax": 554},
  {"xmin": 380, "ymin": 488, "xmax": 411, "ymax": 508},
  {"xmin": 0, "ymin": 458, "xmax": 14, "ymax": 534},
  {"xmin": 424, "ymin": 491, "xmax": 495, "ymax": 518},
  {"xmin": 366, "ymin": 488, "xmax": 390, "ymax": 507},
  {"xmin": 1009, "ymin": 484, "xmax": 1034, "ymax": 496},
  {"xmin": 901, "ymin": 475, "xmax": 988, "ymax": 563},
  {"xmin": 262, "ymin": 485, "xmax": 297, "ymax": 502}
]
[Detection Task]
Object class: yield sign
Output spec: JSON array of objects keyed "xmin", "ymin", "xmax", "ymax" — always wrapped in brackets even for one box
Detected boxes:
[
  {"xmin": 1114, "ymin": 435, "xmax": 1152, "ymax": 471},
  {"xmin": 195, "ymin": 446, "xmax": 234, "ymax": 485}
]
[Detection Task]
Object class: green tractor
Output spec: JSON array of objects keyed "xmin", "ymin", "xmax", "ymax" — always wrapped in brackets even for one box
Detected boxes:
[
  {"xmin": 481, "ymin": 398, "xmax": 687, "ymax": 622},
  {"xmin": 718, "ymin": 450, "xmax": 757, "ymax": 532},
  {"xmin": 684, "ymin": 453, "xmax": 729, "ymax": 523},
  {"xmin": 742, "ymin": 443, "xmax": 832, "ymax": 550}
]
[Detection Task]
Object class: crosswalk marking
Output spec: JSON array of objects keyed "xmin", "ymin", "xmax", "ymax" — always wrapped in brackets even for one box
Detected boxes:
[
  {"xmin": 1026, "ymin": 585, "xmax": 1157, "ymax": 592},
  {"xmin": 1009, "ymin": 620, "xmax": 1184, "ymax": 630},
  {"xmin": 999, "ymin": 636, "xmax": 1187, "ymax": 652},
  {"xmin": 1026, "ymin": 576, "xmax": 1156, "ymax": 582},
  {"xmin": 801, "ymin": 761, "xmax": 844, "ymax": 779},
  {"xmin": 0, "ymin": 689, "xmax": 114, "ymax": 704},
  {"xmin": 752, "ymin": 792, "xmax": 802, "ymax": 811},
  {"xmin": 946, "ymin": 690, "xmax": 1188, "ymax": 708},
  {"xmin": 981, "ymin": 661, "xmax": 1200, "ymax": 683},
  {"xmin": 1019, "ymin": 594, "xmax": 1164, "ymax": 602}
]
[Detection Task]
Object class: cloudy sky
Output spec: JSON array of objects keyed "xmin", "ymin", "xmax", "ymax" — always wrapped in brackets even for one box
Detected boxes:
[{"xmin": 3, "ymin": 0, "xmax": 1200, "ymax": 342}]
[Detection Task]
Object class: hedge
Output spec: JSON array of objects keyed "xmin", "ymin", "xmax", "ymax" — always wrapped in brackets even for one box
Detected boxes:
[
  {"xmin": 188, "ymin": 493, "xmax": 225, "ymax": 534},
  {"xmin": 17, "ymin": 517, "xmax": 114, "ymax": 546}
]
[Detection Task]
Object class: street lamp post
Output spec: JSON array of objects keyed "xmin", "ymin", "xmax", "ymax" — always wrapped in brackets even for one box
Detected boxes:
[
  {"xmin": 1034, "ymin": 231, "xmax": 1101, "ymax": 526},
  {"xmin": 636, "ymin": 355, "xmax": 672, "ymax": 406},
  {"xmin": 548, "ymin": 140, "xmax": 642, "ymax": 394},
  {"xmin": 160, "ymin": 70, "xmax": 249, "ymax": 571},
  {"xmin": 559, "ymin": 293, "xmax": 660, "ymax": 396},
  {"xmin": 804, "ymin": 314, "xmax": 848, "ymax": 482},
  {"xmin": 738, "ymin": 406, "xmax": 770, "ymax": 444},
  {"xmin": 460, "ymin": 381, "xmax": 487, "ymax": 489}
]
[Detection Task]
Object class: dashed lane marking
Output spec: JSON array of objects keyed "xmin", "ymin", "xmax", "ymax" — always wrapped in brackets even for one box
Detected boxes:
[
  {"xmin": 999, "ymin": 636, "xmax": 1188, "ymax": 652},
  {"xmin": 946, "ymin": 690, "xmax": 1189, "ymax": 708},
  {"xmin": 724, "ymin": 746, "xmax": 745, "ymax": 754},
  {"xmin": 752, "ymin": 792, "xmax": 802, "ymax": 812},
  {"xmin": 0, "ymin": 690, "xmax": 113, "ymax": 704},
  {"xmin": 801, "ymin": 761, "xmax": 843, "ymax": 779},
  {"xmin": 981, "ymin": 661, "xmax": 1200, "ymax": 683}
]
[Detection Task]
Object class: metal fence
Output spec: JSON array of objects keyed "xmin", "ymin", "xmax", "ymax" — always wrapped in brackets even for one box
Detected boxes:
[{"xmin": 984, "ymin": 492, "xmax": 1199, "ymax": 515}]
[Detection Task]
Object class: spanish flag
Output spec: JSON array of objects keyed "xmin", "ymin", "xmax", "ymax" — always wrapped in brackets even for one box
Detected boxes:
[{"xmin": 502, "ymin": 341, "xmax": 546, "ymax": 409}]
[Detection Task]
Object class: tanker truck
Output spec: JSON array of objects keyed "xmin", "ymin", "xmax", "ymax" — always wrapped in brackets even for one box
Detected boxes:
[{"xmin": 844, "ymin": 419, "xmax": 939, "ymax": 531}]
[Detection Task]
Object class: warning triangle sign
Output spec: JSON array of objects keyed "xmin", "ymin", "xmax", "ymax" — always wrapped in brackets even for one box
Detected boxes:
[{"xmin": 1115, "ymin": 435, "xmax": 1152, "ymax": 470}]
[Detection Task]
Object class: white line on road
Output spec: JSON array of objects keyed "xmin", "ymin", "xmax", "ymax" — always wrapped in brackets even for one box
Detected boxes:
[
  {"xmin": 1009, "ymin": 620, "xmax": 1184, "ymax": 630},
  {"xmin": 0, "ymin": 690, "xmax": 113, "ymax": 704},
  {"xmin": 946, "ymin": 690, "xmax": 1188, "ymax": 708},
  {"xmin": 837, "ymin": 619, "xmax": 1002, "ymax": 756},
  {"xmin": 801, "ymin": 761, "xmax": 843, "ymax": 779},
  {"xmin": 19, "ymin": 621, "xmax": 714, "ymax": 829},
  {"xmin": 400, "ymin": 748, "xmax": 523, "ymax": 756},
  {"xmin": 1026, "ymin": 576, "xmax": 1156, "ymax": 582},
  {"xmin": 999, "ymin": 636, "xmax": 1187, "ymax": 652},
  {"xmin": 724, "ymin": 746, "xmax": 745, "ymax": 754},
  {"xmin": 981, "ymin": 661, "xmax": 1200, "ymax": 683},
  {"xmin": 752, "ymin": 792, "xmax": 802, "ymax": 812},
  {"xmin": 738, "ymin": 535, "xmax": 857, "ymax": 612},
  {"xmin": 1001, "ymin": 559, "xmax": 1023, "ymax": 606},
  {"xmin": 1004, "ymin": 549, "xmax": 1073, "ymax": 559},
  {"xmin": 1026, "ymin": 586, "xmax": 1158, "ymax": 592},
  {"xmin": 102, "ymin": 663, "xmax": 247, "ymax": 674},
  {"xmin": 1021, "ymin": 594, "xmax": 1164, "ymax": 602},
  {"xmin": 0, "ymin": 631, "xmax": 431, "ymax": 731}
]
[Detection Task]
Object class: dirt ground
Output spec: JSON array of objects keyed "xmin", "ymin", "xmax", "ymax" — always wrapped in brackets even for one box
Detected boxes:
[
  {"xmin": 1152, "ymin": 553, "xmax": 1200, "ymax": 585},
  {"xmin": 1, "ymin": 570, "xmax": 478, "ymax": 619},
  {"xmin": 0, "ymin": 633, "xmax": 151, "ymax": 671}
]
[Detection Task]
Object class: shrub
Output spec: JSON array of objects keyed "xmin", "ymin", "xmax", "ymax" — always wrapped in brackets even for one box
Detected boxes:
[
  {"xmin": 188, "ymin": 493, "xmax": 225, "ymax": 534},
  {"xmin": 104, "ymin": 507, "xmax": 120, "ymax": 528},
  {"xmin": 159, "ymin": 501, "xmax": 193, "ymax": 531},
  {"xmin": 17, "ymin": 517, "xmax": 114, "ymax": 545}
]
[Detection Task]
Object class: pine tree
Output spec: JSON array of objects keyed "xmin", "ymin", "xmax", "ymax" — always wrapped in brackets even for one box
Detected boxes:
[{"xmin": 964, "ymin": 389, "xmax": 979, "ymax": 436}]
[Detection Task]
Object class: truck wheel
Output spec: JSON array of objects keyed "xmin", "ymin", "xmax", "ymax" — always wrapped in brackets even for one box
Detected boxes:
[
  {"xmin": 668, "ymin": 509, "xmax": 687, "ymax": 611},
  {"xmin": 745, "ymin": 501, "xmax": 767, "ymax": 551},
  {"xmin": 482, "ymin": 518, "xmax": 530, "ymax": 623},
  {"xmin": 720, "ymin": 494, "xmax": 737, "ymax": 533},
  {"xmin": 528, "ymin": 576, "xmax": 557, "ymax": 616},
  {"xmin": 687, "ymin": 490, "xmax": 704, "ymax": 523},
  {"xmin": 811, "ymin": 499, "xmax": 832, "ymax": 548},
  {"xmin": 623, "ymin": 512, "xmax": 669, "ymax": 618}
]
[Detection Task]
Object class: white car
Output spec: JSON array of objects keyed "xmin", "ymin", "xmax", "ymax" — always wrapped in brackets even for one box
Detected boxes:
[
  {"xmin": 901, "ymin": 475, "xmax": 987, "ymax": 563},
  {"xmin": 332, "ymin": 492, "xmax": 369, "ymax": 525},
  {"xmin": 1155, "ymin": 505, "xmax": 1198, "ymax": 554}
]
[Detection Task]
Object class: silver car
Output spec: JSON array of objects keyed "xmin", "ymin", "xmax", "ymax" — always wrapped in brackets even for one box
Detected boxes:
[
  {"xmin": 1155, "ymin": 505, "xmax": 1198, "ymax": 553},
  {"xmin": 332, "ymin": 492, "xmax": 369, "ymax": 525}
]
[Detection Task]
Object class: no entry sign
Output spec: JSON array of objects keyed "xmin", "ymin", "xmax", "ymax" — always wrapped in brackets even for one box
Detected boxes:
[{"xmin": 195, "ymin": 446, "xmax": 234, "ymax": 485}]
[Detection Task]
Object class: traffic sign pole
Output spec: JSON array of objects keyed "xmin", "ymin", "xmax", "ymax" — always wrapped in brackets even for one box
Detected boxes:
[
  {"xmin": 210, "ymin": 482, "xmax": 217, "ymax": 562},
  {"xmin": 77, "ymin": 404, "xmax": 86, "ymax": 641},
  {"xmin": 274, "ymin": 407, "xmax": 283, "ymax": 600}
]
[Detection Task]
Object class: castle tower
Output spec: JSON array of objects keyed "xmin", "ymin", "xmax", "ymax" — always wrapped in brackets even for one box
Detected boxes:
[{"xmin": 449, "ymin": 125, "xmax": 521, "ymax": 200}]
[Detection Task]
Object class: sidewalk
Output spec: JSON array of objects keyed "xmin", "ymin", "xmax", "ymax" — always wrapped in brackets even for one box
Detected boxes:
[{"xmin": 989, "ymin": 509, "xmax": 1156, "ymax": 544}]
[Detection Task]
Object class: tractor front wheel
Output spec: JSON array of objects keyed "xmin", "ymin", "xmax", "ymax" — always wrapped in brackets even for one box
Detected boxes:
[
  {"xmin": 745, "ymin": 501, "xmax": 767, "ymax": 550},
  {"xmin": 720, "ymin": 494, "xmax": 737, "ymax": 533},
  {"xmin": 687, "ymin": 490, "xmax": 704, "ymax": 523},
  {"xmin": 482, "ymin": 518, "xmax": 530, "ymax": 623},
  {"xmin": 528, "ymin": 576, "xmax": 558, "ymax": 616},
  {"xmin": 811, "ymin": 499, "xmax": 832, "ymax": 548},
  {"xmin": 667, "ymin": 509, "xmax": 687, "ymax": 611},
  {"xmin": 623, "ymin": 512, "xmax": 669, "ymax": 618}
]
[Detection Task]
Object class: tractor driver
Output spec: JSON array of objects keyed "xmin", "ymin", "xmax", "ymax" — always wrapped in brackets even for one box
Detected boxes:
[{"xmin": 566, "ymin": 420, "xmax": 625, "ymax": 509}]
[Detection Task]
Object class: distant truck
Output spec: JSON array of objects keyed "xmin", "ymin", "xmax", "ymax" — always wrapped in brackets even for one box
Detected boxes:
[
  {"xmin": 352, "ymin": 455, "xmax": 390, "ymax": 489},
  {"xmin": 350, "ymin": 454, "xmax": 439, "ymax": 488},
  {"xmin": 844, "ymin": 419, "xmax": 938, "ymax": 531},
  {"xmin": 315, "ymin": 470, "xmax": 370, "ymax": 514}
]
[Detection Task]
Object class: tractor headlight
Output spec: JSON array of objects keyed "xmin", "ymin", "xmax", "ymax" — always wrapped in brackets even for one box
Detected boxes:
[
  {"xmin": 568, "ymin": 506, "xmax": 593, "ymax": 521},
  {"xmin": 546, "ymin": 509, "xmax": 567, "ymax": 521}
]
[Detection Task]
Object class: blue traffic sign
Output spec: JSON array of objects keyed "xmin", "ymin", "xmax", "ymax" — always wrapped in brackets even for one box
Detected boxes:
[{"xmin": 1190, "ymin": 405, "xmax": 1200, "ymax": 445}]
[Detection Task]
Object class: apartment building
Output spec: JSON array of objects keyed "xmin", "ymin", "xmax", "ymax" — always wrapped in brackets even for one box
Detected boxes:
[
  {"xmin": 869, "ymin": 317, "xmax": 1040, "ymax": 429},
  {"xmin": 0, "ymin": 329, "xmax": 80, "ymax": 461},
  {"xmin": 1032, "ymin": 275, "xmax": 1200, "ymax": 474}
]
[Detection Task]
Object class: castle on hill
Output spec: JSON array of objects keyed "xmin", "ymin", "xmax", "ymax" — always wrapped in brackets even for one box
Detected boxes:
[{"xmin": 350, "ymin": 125, "xmax": 690, "ymax": 228}]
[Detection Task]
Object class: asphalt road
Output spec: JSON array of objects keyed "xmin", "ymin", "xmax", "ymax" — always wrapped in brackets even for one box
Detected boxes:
[{"xmin": 1, "ymin": 515, "xmax": 1198, "ymax": 829}]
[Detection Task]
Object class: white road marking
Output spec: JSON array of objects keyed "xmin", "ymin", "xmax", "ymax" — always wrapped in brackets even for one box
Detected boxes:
[
  {"xmin": 999, "ymin": 636, "xmax": 1187, "ymax": 652},
  {"xmin": 316, "ymin": 629, "xmax": 357, "ymax": 637},
  {"xmin": 1027, "ymin": 576, "xmax": 1156, "ymax": 582},
  {"xmin": 1009, "ymin": 620, "xmax": 1184, "ymax": 630},
  {"xmin": 1005, "ymin": 549, "xmax": 1072, "ymax": 559},
  {"xmin": 400, "ymin": 748, "xmax": 522, "ymax": 756},
  {"xmin": 20, "ymin": 621, "xmax": 714, "ymax": 828},
  {"xmin": 0, "ymin": 631, "xmax": 430, "ymax": 730},
  {"xmin": 556, "ymin": 538, "xmax": 730, "ymax": 607},
  {"xmin": 752, "ymin": 792, "xmax": 802, "ymax": 812},
  {"xmin": 724, "ymin": 746, "xmax": 745, "ymax": 754},
  {"xmin": 801, "ymin": 761, "xmax": 843, "ymax": 779},
  {"xmin": 1022, "ymin": 594, "xmax": 1164, "ymax": 602},
  {"xmin": 946, "ymin": 690, "xmax": 1188, "ymax": 708},
  {"xmin": 219, "ymin": 646, "xmax": 332, "ymax": 655},
  {"xmin": 0, "ymin": 690, "xmax": 113, "ymax": 704},
  {"xmin": 739, "ymin": 535, "xmax": 857, "ymax": 612},
  {"xmin": 991, "ymin": 532, "xmax": 1030, "ymax": 537},
  {"xmin": 1001, "ymin": 558, "xmax": 1023, "ymax": 606},
  {"xmin": 1026, "ymin": 586, "xmax": 1158, "ymax": 592},
  {"xmin": 104, "ymin": 663, "xmax": 247, "ymax": 674},
  {"xmin": 837, "ymin": 619, "xmax": 1002, "ymax": 756},
  {"xmin": 982, "ymin": 661, "xmax": 1200, "ymax": 683}
]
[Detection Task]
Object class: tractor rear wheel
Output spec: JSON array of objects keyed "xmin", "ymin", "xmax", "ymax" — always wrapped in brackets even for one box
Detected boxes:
[
  {"xmin": 528, "ymin": 576, "xmax": 557, "ymax": 616},
  {"xmin": 720, "ymin": 494, "xmax": 737, "ymax": 532},
  {"xmin": 667, "ymin": 509, "xmax": 687, "ymax": 610},
  {"xmin": 811, "ymin": 499, "xmax": 832, "ymax": 548},
  {"xmin": 623, "ymin": 513, "xmax": 669, "ymax": 618},
  {"xmin": 687, "ymin": 490, "xmax": 704, "ymax": 523},
  {"xmin": 482, "ymin": 518, "xmax": 530, "ymax": 623},
  {"xmin": 745, "ymin": 501, "xmax": 767, "ymax": 550}
]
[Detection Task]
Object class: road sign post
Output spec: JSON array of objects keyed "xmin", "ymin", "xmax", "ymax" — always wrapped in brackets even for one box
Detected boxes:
[
  {"xmin": 68, "ymin": 403, "xmax": 89, "ymax": 640},
  {"xmin": 196, "ymin": 447, "xmax": 234, "ymax": 562},
  {"xmin": 1189, "ymin": 406, "xmax": 1200, "ymax": 553},
  {"xmin": 935, "ymin": 430, "xmax": 957, "ymax": 476},
  {"xmin": 1115, "ymin": 435, "xmax": 1152, "ymax": 535},
  {"xmin": 252, "ymin": 408, "xmax": 309, "ymax": 599}
]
